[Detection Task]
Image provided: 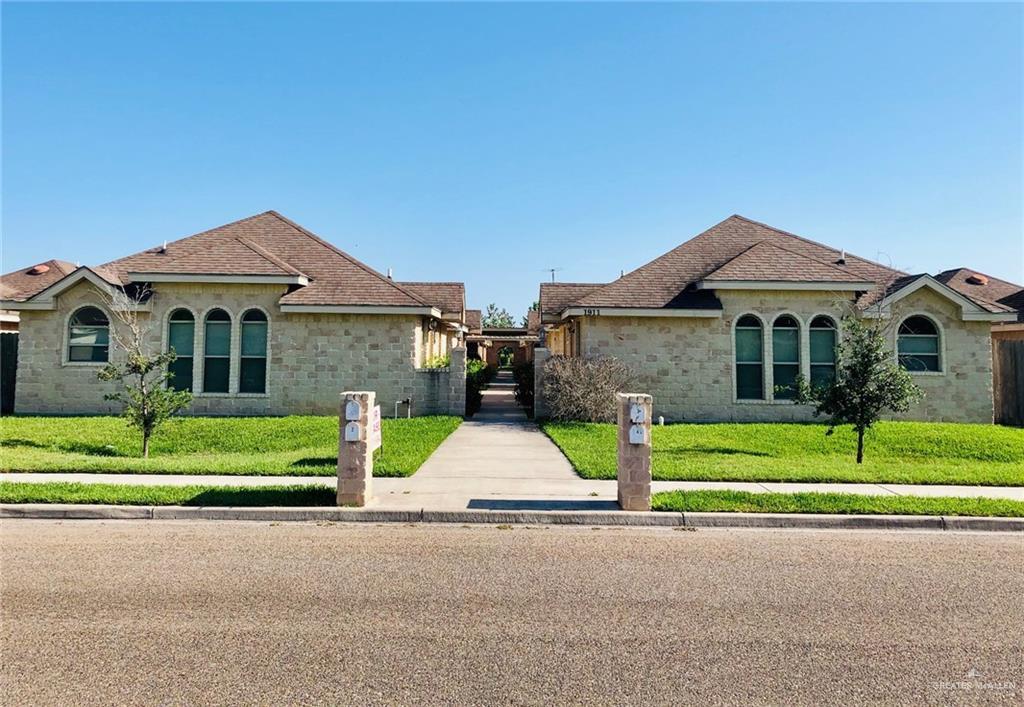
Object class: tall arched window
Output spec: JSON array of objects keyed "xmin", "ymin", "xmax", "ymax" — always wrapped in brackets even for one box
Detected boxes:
[
  {"xmin": 68, "ymin": 306, "xmax": 109, "ymax": 362},
  {"xmin": 203, "ymin": 309, "xmax": 231, "ymax": 393},
  {"xmin": 898, "ymin": 316, "xmax": 940, "ymax": 372},
  {"xmin": 809, "ymin": 316, "xmax": 838, "ymax": 388},
  {"xmin": 167, "ymin": 309, "xmax": 195, "ymax": 391},
  {"xmin": 735, "ymin": 315, "xmax": 764, "ymax": 400},
  {"xmin": 239, "ymin": 309, "xmax": 268, "ymax": 394},
  {"xmin": 772, "ymin": 315, "xmax": 801, "ymax": 400}
]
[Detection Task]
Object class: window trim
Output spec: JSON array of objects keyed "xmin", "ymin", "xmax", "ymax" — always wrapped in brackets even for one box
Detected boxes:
[
  {"xmin": 807, "ymin": 313, "xmax": 840, "ymax": 389},
  {"xmin": 63, "ymin": 304, "xmax": 111, "ymax": 367},
  {"xmin": 771, "ymin": 312, "xmax": 803, "ymax": 402},
  {"xmin": 732, "ymin": 312, "xmax": 768, "ymax": 403},
  {"xmin": 238, "ymin": 306, "xmax": 271, "ymax": 396},
  {"xmin": 200, "ymin": 306, "xmax": 234, "ymax": 395},
  {"xmin": 895, "ymin": 312, "xmax": 945, "ymax": 376},
  {"xmin": 164, "ymin": 306, "xmax": 198, "ymax": 392}
]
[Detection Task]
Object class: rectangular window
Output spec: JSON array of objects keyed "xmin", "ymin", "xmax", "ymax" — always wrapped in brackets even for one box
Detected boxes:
[
  {"xmin": 203, "ymin": 321, "xmax": 231, "ymax": 393},
  {"xmin": 898, "ymin": 336, "xmax": 940, "ymax": 372},
  {"xmin": 168, "ymin": 321, "xmax": 194, "ymax": 391},
  {"xmin": 809, "ymin": 328, "xmax": 836, "ymax": 387},
  {"xmin": 168, "ymin": 357, "xmax": 193, "ymax": 392},
  {"xmin": 239, "ymin": 319, "xmax": 267, "ymax": 393},
  {"xmin": 68, "ymin": 326, "xmax": 109, "ymax": 362},
  {"xmin": 772, "ymin": 327, "xmax": 800, "ymax": 400}
]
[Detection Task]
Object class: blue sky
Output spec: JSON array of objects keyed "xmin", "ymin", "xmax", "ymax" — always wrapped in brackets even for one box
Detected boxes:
[{"xmin": 3, "ymin": 2, "xmax": 1021, "ymax": 317}]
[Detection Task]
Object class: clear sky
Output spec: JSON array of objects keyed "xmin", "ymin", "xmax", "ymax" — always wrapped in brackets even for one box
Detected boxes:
[{"xmin": 3, "ymin": 2, "xmax": 1021, "ymax": 317}]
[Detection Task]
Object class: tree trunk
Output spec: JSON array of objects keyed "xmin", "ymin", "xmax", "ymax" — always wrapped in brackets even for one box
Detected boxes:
[
  {"xmin": 142, "ymin": 431, "xmax": 150, "ymax": 459},
  {"xmin": 856, "ymin": 428, "xmax": 865, "ymax": 464}
]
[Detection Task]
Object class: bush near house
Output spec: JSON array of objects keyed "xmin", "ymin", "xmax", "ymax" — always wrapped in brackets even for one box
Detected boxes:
[
  {"xmin": 466, "ymin": 359, "xmax": 495, "ymax": 416},
  {"xmin": 542, "ymin": 421, "xmax": 1024, "ymax": 487},
  {"xmin": 0, "ymin": 415, "xmax": 461, "ymax": 477},
  {"xmin": 513, "ymin": 361, "xmax": 534, "ymax": 417},
  {"xmin": 541, "ymin": 356, "xmax": 638, "ymax": 422}
]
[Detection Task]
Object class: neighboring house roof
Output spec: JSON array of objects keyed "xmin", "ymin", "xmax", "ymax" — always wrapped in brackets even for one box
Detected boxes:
[
  {"xmin": 465, "ymin": 309, "xmax": 482, "ymax": 334},
  {"xmin": 5, "ymin": 211, "xmax": 465, "ymax": 314},
  {"xmin": 539, "ymin": 283, "xmax": 606, "ymax": 317},
  {"xmin": 399, "ymin": 282, "xmax": 465, "ymax": 318},
  {"xmin": 935, "ymin": 268, "xmax": 1024, "ymax": 322},
  {"xmin": 526, "ymin": 309, "xmax": 541, "ymax": 335},
  {"xmin": 545, "ymin": 215, "xmax": 1013, "ymax": 321},
  {"xmin": 0, "ymin": 260, "xmax": 78, "ymax": 301}
]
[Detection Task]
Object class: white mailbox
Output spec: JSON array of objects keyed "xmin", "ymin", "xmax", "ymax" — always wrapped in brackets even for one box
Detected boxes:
[
  {"xmin": 629, "ymin": 424, "xmax": 647, "ymax": 445},
  {"xmin": 344, "ymin": 400, "xmax": 362, "ymax": 421},
  {"xmin": 629, "ymin": 403, "xmax": 646, "ymax": 424},
  {"xmin": 344, "ymin": 421, "xmax": 362, "ymax": 442}
]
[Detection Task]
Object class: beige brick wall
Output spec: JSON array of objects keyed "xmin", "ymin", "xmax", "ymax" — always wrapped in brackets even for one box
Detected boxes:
[
  {"xmin": 14, "ymin": 281, "xmax": 465, "ymax": 416},
  {"xmin": 576, "ymin": 289, "xmax": 993, "ymax": 423}
]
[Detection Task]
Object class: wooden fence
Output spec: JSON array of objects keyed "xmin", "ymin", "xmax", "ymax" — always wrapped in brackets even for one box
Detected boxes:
[
  {"xmin": 1, "ymin": 332, "xmax": 17, "ymax": 415},
  {"xmin": 994, "ymin": 338, "xmax": 1023, "ymax": 427}
]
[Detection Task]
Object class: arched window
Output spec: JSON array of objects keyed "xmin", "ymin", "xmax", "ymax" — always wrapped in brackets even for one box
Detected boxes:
[
  {"xmin": 809, "ymin": 316, "xmax": 838, "ymax": 388},
  {"xmin": 898, "ymin": 316, "xmax": 940, "ymax": 372},
  {"xmin": 772, "ymin": 315, "xmax": 801, "ymax": 400},
  {"xmin": 735, "ymin": 315, "xmax": 764, "ymax": 400},
  {"xmin": 203, "ymin": 309, "xmax": 231, "ymax": 393},
  {"xmin": 68, "ymin": 306, "xmax": 109, "ymax": 362},
  {"xmin": 239, "ymin": 309, "xmax": 268, "ymax": 394},
  {"xmin": 167, "ymin": 309, "xmax": 195, "ymax": 392}
]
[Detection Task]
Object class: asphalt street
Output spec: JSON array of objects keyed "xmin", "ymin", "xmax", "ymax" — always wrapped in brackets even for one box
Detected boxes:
[{"xmin": 2, "ymin": 520, "xmax": 1021, "ymax": 705}]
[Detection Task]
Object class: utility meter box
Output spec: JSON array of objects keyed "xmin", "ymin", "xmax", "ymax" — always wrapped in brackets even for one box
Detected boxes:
[{"xmin": 629, "ymin": 424, "xmax": 647, "ymax": 445}]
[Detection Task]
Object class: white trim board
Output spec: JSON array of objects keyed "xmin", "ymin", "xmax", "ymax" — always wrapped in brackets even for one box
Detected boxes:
[
  {"xmin": 696, "ymin": 280, "xmax": 875, "ymax": 291},
  {"xmin": 560, "ymin": 307, "xmax": 723, "ymax": 319},
  {"xmin": 127, "ymin": 272, "xmax": 308, "ymax": 286},
  {"xmin": 280, "ymin": 304, "xmax": 442, "ymax": 317}
]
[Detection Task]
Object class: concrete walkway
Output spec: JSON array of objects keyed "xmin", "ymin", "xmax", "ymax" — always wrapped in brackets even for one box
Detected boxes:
[{"xmin": 4, "ymin": 374, "xmax": 1022, "ymax": 509}]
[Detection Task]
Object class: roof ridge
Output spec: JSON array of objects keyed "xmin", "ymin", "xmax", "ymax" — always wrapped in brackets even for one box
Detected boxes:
[
  {"xmin": 99, "ymin": 210, "xmax": 279, "ymax": 271},
  {"xmin": 729, "ymin": 214, "xmax": 908, "ymax": 276},
  {"xmin": 397, "ymin": 281, "xmax": 465, "ymax": 286},
  {"xmin": 265, "ymin": 211, "xmax": 430, "ymax": 307},
  {"xmin": 234, "ymin": 237, "xmax": 308, "ymax": 278}
]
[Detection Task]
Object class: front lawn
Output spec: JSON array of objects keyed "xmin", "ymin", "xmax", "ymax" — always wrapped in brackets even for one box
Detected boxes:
[
  {"xmin": 0, "ymin": 416, "xmax": 461, "ymax": 477},
  {"xmin": 651, "ymin": 489, "xmax": 1024, "ymax": 517},
  {"xmin": 542, "ymin": 421, "xmax": 1024, "ymax": 486},
  {"xmin": 0, "ymin": 481, "xmax": 335, "ymax": 506}
]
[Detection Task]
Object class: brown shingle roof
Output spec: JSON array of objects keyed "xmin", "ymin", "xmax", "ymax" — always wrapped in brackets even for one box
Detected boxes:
[
  {"xmin": 398, "ymin": 282, "xmax": 465, "ymax": 318},
  {"xmin": 465, "ymin": 309, "xmax": 482, "ymax": 334},
  {"xmin": 935, "ymin": 268, "xmax": 1023, "ymax": 320},
  {"xmin": 526, "ymin": 309, "xmax": 541, "ymax": 335},
  {"xmin": 0, "ymin": 259, "xmax": 77, "ymax": 301},
  {"xmin": 702, "ymin": 241, "xmax": 871, "ymax": 283},
  {"xmin": 98, "ymin": 211, "xmax": 438, "ymax": 308},
  {"xmin": 539, "ymin": 283, "xmax": 607, "ymax": 317},
  {"xmin": 573, "ymin": 215, "xmax": 900, "ymax": 310}
]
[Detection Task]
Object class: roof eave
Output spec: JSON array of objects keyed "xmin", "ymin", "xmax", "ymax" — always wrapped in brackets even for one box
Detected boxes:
[
  {"xmin": 560, "ymin": 306, "xmax": 723, "ymax": 319},
  {"xmin": 695, "ymin": 280, "xmax": 875, "ymax": 291},
  {"xmin": 279, "ymin": 304, "xmax": 442, "ymax": 317}
]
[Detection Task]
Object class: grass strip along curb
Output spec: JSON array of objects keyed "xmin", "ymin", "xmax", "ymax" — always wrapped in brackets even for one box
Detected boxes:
[
  {"xmin": 651, "ymin": 489, "xmax": 1024, "ymax": 517},
  {"xmin": 2, "ymin": 482, "xmax": 1023, "ymax": 520}
]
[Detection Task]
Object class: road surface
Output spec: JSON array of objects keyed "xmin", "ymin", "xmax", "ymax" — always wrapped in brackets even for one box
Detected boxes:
[{"xmin": 2, "ymin": 520, "xmax": 1021, "ymax": 704}]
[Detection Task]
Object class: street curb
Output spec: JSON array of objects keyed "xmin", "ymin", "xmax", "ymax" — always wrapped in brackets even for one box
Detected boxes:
[{"xmin": 1, "ymin": 504, "xmax": 1023, "ymax": 531}]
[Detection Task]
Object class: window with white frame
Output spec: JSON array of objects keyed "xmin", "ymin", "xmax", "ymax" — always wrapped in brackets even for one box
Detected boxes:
[
  {"xmin": 239, "ymin": 309, "xmax": 268, "ymax": 394},
  {"xmin": 203, "ymin": 309, "xmax": 231, "ymax": 393},
  {"xmin": 809, "ymin": 316, "xmax": 838, "ymax": 388},
  {"xmin": 167, "ymin": 308, "xmax": 195, "ymax": 392},
  {"xmin": 898, "ymin": 315, "xmax": 940, "ymax": 372},
  {"xmin": 68, "ymin": 306, "xmax": 109, "ymax": 362},
  {"xmin": 772, "ymin": 315, "xmax": 801, "ymax": 400},
  {"xmin": 735, "ymin": 315, "xmax": 764, "ymax": 400}
]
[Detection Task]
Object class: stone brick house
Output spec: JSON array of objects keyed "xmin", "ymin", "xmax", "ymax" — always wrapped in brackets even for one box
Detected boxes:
[
  {"xmin": 1, "ymin": 211, "xmax": 467, "ymax": 416},
  {"xmin": 537, "ymin": 215, "xmax": 1016, "ymax": 423}
]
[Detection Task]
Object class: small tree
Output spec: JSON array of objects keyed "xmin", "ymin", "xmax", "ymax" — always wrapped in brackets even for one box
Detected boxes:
[
  {"xmin": 96, "ymin": 286, "xmax": 192, "ymax": 457},
  {"xmin": 793, "ymin": 316, "xmax": 921, "ymax": 464},
  {"xmin": 482, "ymin": 303, "xmax": 516, "ymax": 328}
]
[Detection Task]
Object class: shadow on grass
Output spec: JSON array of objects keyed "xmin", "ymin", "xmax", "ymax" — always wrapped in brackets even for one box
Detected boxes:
[
  {"xmin": 290, "ymin": 457, "xmax": 336, "ymax": 469},
  {"xmin": 2, "ymin": 439, "xmax": 128, "ymax": 457},
  {"xmin": 658, "ymin": 447, "xmax": 770, "ymax": 458},
  {"xmin": 184, "ymin": 486, "xmax": 336, "ymax": 506}
]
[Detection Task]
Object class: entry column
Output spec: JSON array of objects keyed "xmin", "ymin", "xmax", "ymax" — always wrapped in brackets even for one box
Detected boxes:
[
  {"xmin": 616, "ymin": 393, "xmax": 652, "ymax": 511},
  {"xmin": 338, "ymin": 391, "xmax": 377, "ymax": 506}
]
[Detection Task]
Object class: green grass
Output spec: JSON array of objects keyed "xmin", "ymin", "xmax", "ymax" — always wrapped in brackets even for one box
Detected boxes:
[
  {"xmin": 0, "ymin": 481, "xmax": 335, "ymax": 506},
  {"xmin": 542, "ymin": 421, "xmax": 1024, "ymax": 486},
  {"xmin": 651, "ymin": 489, "xmax": 1024, "ymax": 517},
  {"xmin": 0, "ymin": 415, "xmax": 462, "ymax": 477}
]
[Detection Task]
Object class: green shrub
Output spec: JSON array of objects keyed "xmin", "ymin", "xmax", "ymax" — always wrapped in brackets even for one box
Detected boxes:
[
  {"xmin": 423, "ymin": 354, "xmax": 450, "ymax": 369},
  {"xmin": 542, "ymin": 356, "xmax": 637, "ymax": 422},
  {"xmin": 513, "ymin": 361, "xmax": 535, "ymax": 417},
  {"xmin": 466, "ymin": 359, "xmax": 493, "ymax": 416}
]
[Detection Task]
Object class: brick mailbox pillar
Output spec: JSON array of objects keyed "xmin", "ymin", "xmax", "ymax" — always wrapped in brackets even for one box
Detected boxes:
[
  {"xmin": 338, "ymin": 391, "xmax": 380, "ymax": 507},
  {"xmin": 616, "ymin": 393, "xmax": 652, "ymax": 511}
]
